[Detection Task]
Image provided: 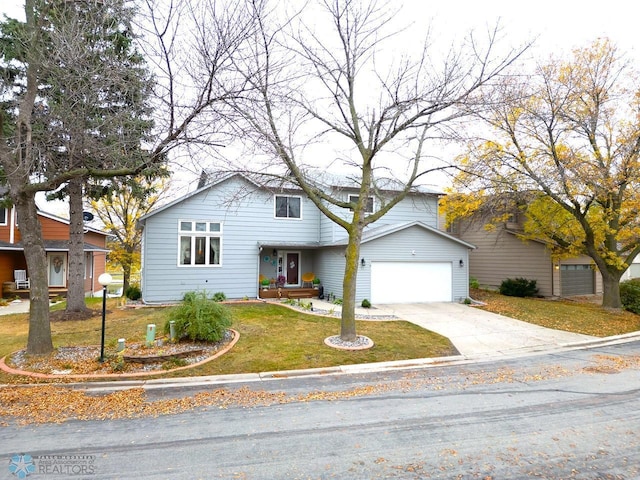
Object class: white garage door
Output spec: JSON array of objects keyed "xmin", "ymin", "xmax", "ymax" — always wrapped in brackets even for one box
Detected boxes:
[{"xmin": 371, "ymin": 262, "xmax": 452, "ymax": 304}]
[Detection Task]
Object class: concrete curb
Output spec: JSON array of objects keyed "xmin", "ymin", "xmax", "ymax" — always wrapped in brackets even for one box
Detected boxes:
[{"xmin": 39, "ymin": 330, "xmax": 640, "ymax": 394}]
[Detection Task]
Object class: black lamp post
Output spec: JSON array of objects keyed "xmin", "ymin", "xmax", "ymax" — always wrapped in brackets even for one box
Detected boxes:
[{"xmin": 98, "ymin": 273, "xmax": 112, "ymax": 362}]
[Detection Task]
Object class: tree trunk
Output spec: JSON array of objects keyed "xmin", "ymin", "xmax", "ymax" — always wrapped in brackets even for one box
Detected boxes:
[
  {"xmin": 601, "ymin": 268, "xmax": 623, "ymax": 309},
  {"xmin": 16, "ymin": 195, "xmax": 54, "ymax": 355},
  {"xmin": 121, "ymin": 253, "xmax": 132, "ymax": 296},
  {"xmin": 66, "ymin": 177, "xmax": 90, "ymax": 313},
  {"xmin": 340, "ymin": 228, "xmax": 362, "ymax": 342}
]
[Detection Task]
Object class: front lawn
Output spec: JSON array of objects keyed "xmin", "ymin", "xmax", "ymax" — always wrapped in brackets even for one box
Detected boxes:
[
  {"xmin": 0, "ymin": 300, "xmax": 457, "ymax": 383},
  {"xmin": 471, "ymin": 289, "xmax": 640, "ymax": 337}
]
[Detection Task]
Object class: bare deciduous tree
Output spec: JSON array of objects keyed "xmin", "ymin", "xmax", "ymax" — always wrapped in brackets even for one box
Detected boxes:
[{"xmin": 222, "ymin": 0, "xmax": 527, "ymax": 341}]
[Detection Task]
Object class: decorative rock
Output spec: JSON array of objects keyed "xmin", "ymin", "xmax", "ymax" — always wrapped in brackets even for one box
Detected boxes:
[{"xmin": 324, "ymin": 335, "xmax": 374, "ymax": 351}]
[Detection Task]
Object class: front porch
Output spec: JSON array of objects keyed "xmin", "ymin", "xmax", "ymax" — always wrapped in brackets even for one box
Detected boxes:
[
  {"xmin": 258, "ymin": 287, "xmax": 320, "ymax": 300},
  {"xmin": 3, "ymin": 282, "xmax": 67, "ymax": 300}
]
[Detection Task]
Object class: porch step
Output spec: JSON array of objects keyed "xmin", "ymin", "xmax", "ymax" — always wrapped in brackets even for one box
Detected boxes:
[
  {"xmin": 287, "ymin": 291, "xmax": 312, "ymax": 299},
  {"xmin": 258, "ymin": 287, "xmax": 319, "ymax": 300}
]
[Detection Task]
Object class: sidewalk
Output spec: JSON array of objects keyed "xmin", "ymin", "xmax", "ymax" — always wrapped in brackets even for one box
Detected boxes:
[{"xmin": 0, "ymin": 299, "xmax": 29, "ymax": 315}]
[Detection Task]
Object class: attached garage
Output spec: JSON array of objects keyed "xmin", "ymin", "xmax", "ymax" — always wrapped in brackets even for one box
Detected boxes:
[
  {"xmin": 371, "ymin": 261, "xmax": 452, "ymax": 304},
  {"xmin": 560, "ymin": 264, "xmax": 595, "ymax": 296}
]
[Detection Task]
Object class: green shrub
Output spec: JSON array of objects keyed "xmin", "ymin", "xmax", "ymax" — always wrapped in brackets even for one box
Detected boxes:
[
  {"xmin": 361, "ymin": 298, "xmax": 371, "ymax": 308},
  {"xmin": 620, "ymin": 278, "xmax": 640, "ymax": 314},
  {"xmin": 212, "ymin": 291, "xmax": 226, "ymax": 302},
  {"xmin": 469, "ymin": 277, "xmax": 480, "ymax": 289},
  {"xmin": 499, "ymin": 277, "xmax": 538, "ymax": 297},
  {"xmin": 125, "ymin": 285, "xmax": 142, "ymax": 300},
  {"xmin": 165, "ymin": 291, "xmax": 232, "ymax": 342}
]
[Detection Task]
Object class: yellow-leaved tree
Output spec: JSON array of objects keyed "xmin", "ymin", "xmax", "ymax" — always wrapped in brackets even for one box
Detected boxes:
[
  {"xmin": 445, "ymin": 39, "xmax": 640, "ymax": 309},
  {"xmin": 90, "ymin": 177, "xmax": 168, "ymax": 295}
]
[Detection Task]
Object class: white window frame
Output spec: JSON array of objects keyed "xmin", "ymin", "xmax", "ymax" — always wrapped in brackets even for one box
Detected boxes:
[
  {"xmin": 178, "ymin": 220, "xmax": 223, "ymax": 267},
  {"xmin": 0, "ymin": 208, "xmax": 7, "ymax": 226},
  {"xmin": 348, "ymin": 194, "xmax": 375, "ymax": 214},
  {"xmin": 274, "ymin": 195, "xmax": 302, "ymax": 220}
]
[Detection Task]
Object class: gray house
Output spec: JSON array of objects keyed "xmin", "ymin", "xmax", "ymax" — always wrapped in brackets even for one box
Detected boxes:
[{"xmin": 138, "ymin": 173, "xmax": 474, "ymax": 304}]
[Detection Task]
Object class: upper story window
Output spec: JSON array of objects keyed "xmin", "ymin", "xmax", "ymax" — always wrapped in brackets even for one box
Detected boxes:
[
  {"xmin": 0, "ymin": 208, "xmax": 6, "ymax": 226},
  {"xmin": 446, "ymin": 220, "xmax": 459, "ymax": 235},
  {"xmin": 348, "ymin": 195, "xmax": 374, "ymax": 214},
  {"xmin": 178, "ymin": 220, "xmax": 222, "ymax": 266},
  {"xmin": 275, "ymin": 195, "xmax": 301, "ymax": 219}
]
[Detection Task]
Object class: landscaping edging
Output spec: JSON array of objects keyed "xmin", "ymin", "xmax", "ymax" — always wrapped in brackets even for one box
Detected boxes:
[{"xmin": 0, "ymin": 329, "xmax": 239, "ymax": 380}]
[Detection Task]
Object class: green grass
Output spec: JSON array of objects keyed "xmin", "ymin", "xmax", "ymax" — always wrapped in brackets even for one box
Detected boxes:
[
  {"xmin": 0, "ymin": 300, "xmax": 456, "ymax": 383},
  {"xmin": 473, "ymin": 290, "xmax": 640, "ymax": 337},
  {"xmin": 2, "ymin": 293, "xmax": 639, "ymax": 383}
]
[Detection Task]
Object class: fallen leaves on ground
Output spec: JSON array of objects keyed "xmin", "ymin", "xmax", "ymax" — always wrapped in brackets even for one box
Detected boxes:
[
  {"xmin": 470, "ymin": 289, "xmax": 640, "ymax": 337},
  {"xmin": 582, "ymin": 354, "xmax": 640, "ymax": 374},
  {"xmin": 2, "ymin": 352, "xmax": 639, "ymax": 426}
]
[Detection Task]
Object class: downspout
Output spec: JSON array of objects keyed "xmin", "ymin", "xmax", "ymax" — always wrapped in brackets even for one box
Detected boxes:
[
  {"xmin": 9, "ymin": 207, "xmax": 15, "ymax": 244},
  {"xmin": 257, "ymin": 244, "xmax": 262, "ymax": 299}
]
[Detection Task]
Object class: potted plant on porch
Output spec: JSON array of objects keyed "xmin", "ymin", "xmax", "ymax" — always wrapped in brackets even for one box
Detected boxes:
[
  {"xmin": 260, "ymin": 278, "xmax": 270, "ymax": 290},
  {"xmin": 312, "ymin": 277, "xmax": 321, "ymax": 288}
]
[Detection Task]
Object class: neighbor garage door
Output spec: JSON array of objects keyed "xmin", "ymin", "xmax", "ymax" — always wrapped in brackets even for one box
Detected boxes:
[
  {"xmin": 560, "ymin": 264, "xmax": 594, "ymax": 296},
  {"xmin": 371, "ymin": 262, "xmax": 452, "ymax": 304}
]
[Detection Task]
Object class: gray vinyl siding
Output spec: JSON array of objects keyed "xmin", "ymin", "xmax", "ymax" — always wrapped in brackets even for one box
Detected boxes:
[
  {"xmin": 141, "ymin": 175, "xmax": 321, "ymax": 302},
  {"xmin": 459, "ymin": 218, "xmax": 554, "ymax": 296},
  {"xmin": 319, "ymin": 192, "xmax": 440, "ymax": 244},
  {"xmin": 360, "ymin": 225, "xmax": 469, "ymax": 302},
  {"xmin": 141, "ymin": 174, "xmax": 465, "ymax": 303},
  {"xmin": 315, "ymin": 225, "xmax": 470, "ymax": 303},
  {"xmin": 314, "ymin": 247, "xmax": 348, "ymax": 302}
]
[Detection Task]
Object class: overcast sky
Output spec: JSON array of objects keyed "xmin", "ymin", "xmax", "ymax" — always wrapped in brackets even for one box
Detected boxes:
[
  {"xmin": 2, "ymin": 1, "xmax": 637, "ymax": 61},
  {"xmin": 2, "ymin": 0, "xmax": 638, "ymax": 204}
]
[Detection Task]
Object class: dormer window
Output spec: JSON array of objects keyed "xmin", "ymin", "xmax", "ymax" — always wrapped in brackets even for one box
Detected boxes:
[{"xmin": 348, "ymin": 195, "xmax": 374, "ymax": 213}]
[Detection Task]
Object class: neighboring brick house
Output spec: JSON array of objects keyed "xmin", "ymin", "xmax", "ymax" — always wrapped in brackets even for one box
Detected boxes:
[{"xmin": 0, "ymin": 206, "xmax": 109, "ymax": 298}]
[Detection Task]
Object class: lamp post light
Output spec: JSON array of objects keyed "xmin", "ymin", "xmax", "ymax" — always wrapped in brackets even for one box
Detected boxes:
[{"xmin": 98, "ymin": 273, "xmax": 113, "ymax": 362}]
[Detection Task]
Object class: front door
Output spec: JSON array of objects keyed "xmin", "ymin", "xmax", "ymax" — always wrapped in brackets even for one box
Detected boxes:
[
  {"xmin": 48, "ymin": 253, "xmax": 67, "ymax": 287},
  {"xmin": 286, "ymin": 252, "xmax": 300, "ymax": 286}
]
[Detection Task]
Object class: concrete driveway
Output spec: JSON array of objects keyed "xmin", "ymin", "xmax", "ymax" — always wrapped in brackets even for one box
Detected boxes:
[{"xmin": 382, "ymin": 302, "xmax": 597, "ymax": 358}]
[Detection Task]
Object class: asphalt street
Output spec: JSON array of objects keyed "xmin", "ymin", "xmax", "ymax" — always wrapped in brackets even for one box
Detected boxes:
[{"xmin": 2, "ymin": 338, "xmax": 639, "ymax": 479}]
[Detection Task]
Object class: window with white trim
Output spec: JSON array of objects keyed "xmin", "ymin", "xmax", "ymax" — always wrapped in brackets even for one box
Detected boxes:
[
  {"xmin": 178, "ymin": 220, "xmax": 222, "ymax": 266},
  {"xmin": 275, "ymin": 195, "xmax": 301, "ymax": 219},
  {"xmin": 0, "ymin": 208, "xmax": 7, "ymax": 226},
  {"xmin": 348, "ymin": 195, "xmax": 374, "ymax": 213}
]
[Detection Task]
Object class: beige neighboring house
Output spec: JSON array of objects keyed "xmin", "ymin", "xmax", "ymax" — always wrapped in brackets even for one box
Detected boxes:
[{"xmin": 447, "ymin": 211, "xmax": 603, "ymax": 298}]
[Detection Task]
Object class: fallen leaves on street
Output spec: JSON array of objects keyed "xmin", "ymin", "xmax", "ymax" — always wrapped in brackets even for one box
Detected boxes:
[{"xmin": 2, "ymin": 352, "xmax": 639, "ymax": 426}]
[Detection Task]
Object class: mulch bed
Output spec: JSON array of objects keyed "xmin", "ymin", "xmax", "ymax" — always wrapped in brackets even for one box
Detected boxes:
[{"xmin": 4, "ymin": 331, "xmax": 235, "ymax": 377}]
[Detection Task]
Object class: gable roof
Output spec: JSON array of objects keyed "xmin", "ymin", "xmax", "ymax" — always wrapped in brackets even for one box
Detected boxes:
[
  {"xmin": 138, "ymin": 172, "xmax": 258, "ymax": 224},
  {"xmin": 313, "ymin": 171, "xmax": 443, "ymax": 195},
  {"xmin": 140, "ymin": 171, "xmax": 443, "ymax": 225},
  {"xmin": 326, "ymin": 221, "xmax": 476, "ymax": 249}
]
